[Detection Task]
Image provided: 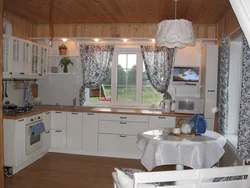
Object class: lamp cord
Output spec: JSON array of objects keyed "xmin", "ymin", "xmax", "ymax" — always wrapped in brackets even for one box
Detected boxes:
[
  {"xmin": 49, "ymin": 0, "xmax": 54, "ymax": 47},
  {"xmin": 175, "ymin": 0, "xmax": 177, "ymax": 19}
]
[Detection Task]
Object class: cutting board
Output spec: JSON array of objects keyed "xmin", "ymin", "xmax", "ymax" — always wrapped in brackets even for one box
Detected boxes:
[{"xmin": 31, "ymin": 84, "xmax": 38, "ymax": 98}]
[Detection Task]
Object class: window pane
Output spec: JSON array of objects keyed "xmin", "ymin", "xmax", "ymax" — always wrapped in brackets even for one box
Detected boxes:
[
  {"xmin": 128, "ymin": 54, "xmax": 136, "ymax": 68},
  {"xmin": 118, "ymin": 54, "xmax": 127, "ymax": 68},
  {"xmin": 117, "ymin": 86, "xmax": 136, "ymax": 101},
  {"xmin": 127, "ymin": 68, "xmax": 136, "ymax": 85}
]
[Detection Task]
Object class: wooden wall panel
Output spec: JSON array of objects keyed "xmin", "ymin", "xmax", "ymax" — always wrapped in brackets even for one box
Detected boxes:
[
  {"xmin": 0, "ymin": 0, "xmax": 4, "ymax": 187},
  {"xmin": 217, "ymin": 8, "xmax": 242, "ymax": 41},
  {"xmin": 35, "ymin": 24, "xmax": 216, "ymax": 38},
  {"xmin": 3, "ymin": 11, "xmax": 37, "ymax": 40}
]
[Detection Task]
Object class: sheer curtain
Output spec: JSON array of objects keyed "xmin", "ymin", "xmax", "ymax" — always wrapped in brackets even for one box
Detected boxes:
[
  {"xmin": 141, "ymin": 45, "xmax": 175, "ymax": 100},
  {"xmin": 237, "ymin": 36, "xmax": 250, "ymax": 160},
  {"xmin": 218, "ymin": 35, "xmax": 230, "ymax": 135},
  {"xmin": 79, "ymin": 44, "xmax": 115, "ymax": 106}
]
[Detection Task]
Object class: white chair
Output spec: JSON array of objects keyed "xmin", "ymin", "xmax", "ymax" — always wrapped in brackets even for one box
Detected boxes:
[{"xmin": 113, "ymin": 165, "xmax": 250, "ymax": 188}]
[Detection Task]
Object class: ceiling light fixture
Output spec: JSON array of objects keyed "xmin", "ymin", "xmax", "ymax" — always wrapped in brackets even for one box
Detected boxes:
[
  {"xmin": 62, "ymin": 38, "xmax": 68, "ymax": 42},
  {"xmin": 123, "ymin": 38, "xmax": 128, "ymax": 42},
  {"xmin": 94, "ymin": 38, "xmax": 100, "ymax": 42},
  {"xmin": 151, "ymin": 39, "xmax": 155, "ymax": 43},
  {"xmin": 155, "ymin": 0, "xmax": 195, "ymax": 48}
]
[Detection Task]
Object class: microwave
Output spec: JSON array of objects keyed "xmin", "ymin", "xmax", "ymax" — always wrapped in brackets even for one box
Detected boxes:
[{"xmin": 175, "ymin": 97, "xmax": 204, "ymax": 114}]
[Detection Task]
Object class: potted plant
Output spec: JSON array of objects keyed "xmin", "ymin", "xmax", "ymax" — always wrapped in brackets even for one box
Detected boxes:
[
  {"xmin": 58, "ymin": 44, "xmax": 67, "ymax": 55},
  {"xmin": 59, "ymin": 57, "xmax": 74, "ymax": 73}
]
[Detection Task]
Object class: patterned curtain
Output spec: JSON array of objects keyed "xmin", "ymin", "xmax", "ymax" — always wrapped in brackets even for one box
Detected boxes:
[
  {"xmin": 218, "ymin": 35, "xmax": 229, "ymax": 135},
  {"xmin": 141, "ymin": 45, "xmax": 175, "ymax": 100},
  {"xmin": 237, "ymin": 36, "xmax": 250, "ymax": 160},
  {"xmin": 79, "ymin": 44, "xmax": 115, "ymax": 106}
]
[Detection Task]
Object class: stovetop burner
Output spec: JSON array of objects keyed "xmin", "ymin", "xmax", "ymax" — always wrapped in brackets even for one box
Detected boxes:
[{"xmin": 3, "ymin": 106, "xmax": 33, "ymax": 116}]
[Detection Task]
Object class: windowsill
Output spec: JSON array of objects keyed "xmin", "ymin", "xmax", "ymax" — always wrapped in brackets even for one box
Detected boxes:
[{"xmin": 225, "ymin": 133, "xmax": 238, "ymax": 149}]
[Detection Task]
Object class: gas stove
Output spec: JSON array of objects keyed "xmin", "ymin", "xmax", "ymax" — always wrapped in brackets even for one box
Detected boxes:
[{"xmin": 3, "ymin": 106, "xmax": 33, "ymax": 116}]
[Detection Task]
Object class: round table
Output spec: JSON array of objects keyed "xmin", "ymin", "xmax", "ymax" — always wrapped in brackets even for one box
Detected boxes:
[{"xmin": 137, "ymin": 129, "xmax": 227, "ymax": 171}]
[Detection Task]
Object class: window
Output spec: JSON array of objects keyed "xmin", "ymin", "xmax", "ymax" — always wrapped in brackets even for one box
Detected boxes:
[{"xmin": 87, "ymin": 47, "xmax": 163, "ymax": 107}]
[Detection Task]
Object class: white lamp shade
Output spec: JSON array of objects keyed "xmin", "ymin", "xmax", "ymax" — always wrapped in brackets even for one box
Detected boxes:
[{"xmin": 156, "ymin": 19, "xmax": 195, "ymax": 48}]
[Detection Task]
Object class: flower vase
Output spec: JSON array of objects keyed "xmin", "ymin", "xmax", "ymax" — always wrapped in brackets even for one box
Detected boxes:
[
  {"xmin": 59, "ymin": 49, "xmax": 67, "ymax": 55},
  {"xmin": 63, "ymin": 67, "xmax": 68, "ymax": 73}
]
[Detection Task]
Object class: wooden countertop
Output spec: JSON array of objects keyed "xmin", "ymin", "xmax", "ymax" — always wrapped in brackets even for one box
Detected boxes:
[{"xmin": 3, "ymin": 106, "xmax": 193, "ymax": 120}]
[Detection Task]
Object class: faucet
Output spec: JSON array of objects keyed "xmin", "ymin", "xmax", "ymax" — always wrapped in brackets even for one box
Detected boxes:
[{"xmin": 72, "ymin": 98, "xmax": 76, "ymax": 107}]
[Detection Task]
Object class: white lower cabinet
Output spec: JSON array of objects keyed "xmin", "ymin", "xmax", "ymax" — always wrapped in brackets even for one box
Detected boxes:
[
  {"xmin": 99, "ymin": 134, "xmax": 140, "ymax": 154},
  {"xmin": 51, "ymin": 130, "xmax": 67, "ymax": 149},
  {"xmin": 43, "ymin": 130, "xmax": 51, "ymax": 152},
  {"xmin": 149, "ymin": 116, "xmax": 176, "ymax": 129},
  {"xmin": 3, "ymin": 118, "xmax": 26, "ymax": 167},
  {"xmin": 82, "ymin": 113, "xmax": 99, "ymax": 151},
  {"xmin": 51, "ymin": 111, "xmax": 67, "ymax": 131},
  {"xmin": 67, "ymin": 112, "xmax": 83, "ymax": 150}
]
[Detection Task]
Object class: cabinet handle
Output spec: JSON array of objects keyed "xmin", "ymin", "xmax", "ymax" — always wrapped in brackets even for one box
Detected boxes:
[
  {"xmin": 20, "ymin": 72, "xmax": 25, "ymax": 75},
  {"xmin": 46, "ymin": 130, "xmax": 50, "ymax": 133},
  {"xmin": 56, "ymin": 130, "xmax": 62, "ymax": 132},
  {"xmin": 158, "ymin": 117, "xmax": 166, "ymax": 119},
  {"xmin": 71, "ymin": 112, "xmax": 78, "ymax": 114},
  {"xmin": 39, "ymin": 74, "xmax": 42, "ymax": 76},
  {"xmin": 87, "ymin": 113, "xmax": 94, "ymax": 115},
  {"xmin": 9, "ymin": 72, "xmax": 12, "ymax": 74},
  {"xmin": 31, "ymin": 119, "xmax": 34, "ymax": 122},
  {"xmin": 18, "ymin": 119, "xmax": 24, "ymax": 122},
  {"xmin": 120, "ymin": 122, "xmax": 127, "ymax": 124},
  {"xmin": 55, "ymin": 112, "xmax": 62, "ymax": 113},
  {"xmin": 38, "ymin": 117, "xmax": 41, "ymax": 119},
  {"xmin": 46, "ymin": 112, "xmax": 50, "ymax": 114},
  {"xmin": 119, "ymin": 135, "xmax": 127, "ymax": 138},
  {"xmin": 120, "ymin": 117, "xmax": 127, "ymax": 119}
]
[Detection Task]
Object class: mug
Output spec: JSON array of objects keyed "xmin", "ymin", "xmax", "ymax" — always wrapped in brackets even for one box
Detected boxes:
[{"xmin": 173, "ymin": 128, "xmax": 181, "ymax": 134}]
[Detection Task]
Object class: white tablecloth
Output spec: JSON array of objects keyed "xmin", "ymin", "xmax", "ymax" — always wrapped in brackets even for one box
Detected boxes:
[{"xmin": 137, "ymin": 129, "xmax": 227, "ymax": 171}]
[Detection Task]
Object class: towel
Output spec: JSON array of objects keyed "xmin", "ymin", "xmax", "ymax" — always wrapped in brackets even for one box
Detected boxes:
[
  {"xmin": 24, "ymin": 82, "xmax": 34, "ymax": 106},
  {"xmin": 31, "ymin": 122, "xmax": 46, "ymax": 137}
]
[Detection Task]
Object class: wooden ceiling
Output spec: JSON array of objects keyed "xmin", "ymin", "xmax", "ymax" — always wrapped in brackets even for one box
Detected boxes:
[{"xmin": 3, "ymin": 0, "xmax": 231, "ymax": 24}]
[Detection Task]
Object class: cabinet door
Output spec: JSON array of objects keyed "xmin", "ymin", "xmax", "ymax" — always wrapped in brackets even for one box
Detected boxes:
[
  {"xmin": 51, "ymin": 111, "xmax": 67, "ymax": 130},
  {"xmin": 11, "ymin": 37, "xmax": 22, "ymax": 74},
  {"xmin": 15, "ymin": 118, "xmax": 26, "ymax": 166},
  {"xmin": 51, "ymin": 130, "xmax": 66, "ymax": 149},
  {"xmin": 40, "ymin": 47, "xmax": 48, "ymax": 75},
  {"xmin": 67, "ymin": 112, "xmax": 83, "ymax": 150},
  {"xmin": 149, "ymin": 116, "xmax": 176, "ymax": 129},
  {"xmin": 98, "ymin": 134, "xmax": 141, "ymax": 155},
  {"xmin": 32, "ymin": 44, "xmax": 39, "ymax": 74},
  {"xmin": 43, "ymin": 111, "xmax": 51, "ymax": 130},
  {"xmin": 42, "ymin": 130, "xmax": 51, "ymax": 152},
  {"xmin": 82, "ymin": 113, "xmax": 99, "ymax": 151},
  {"xmin": 22, "ymin": 40, "xmax": 32, "ymax": 74},
  {"xmin": 2, "ymin": 35, "xmax": 11, "ymax": 74}
]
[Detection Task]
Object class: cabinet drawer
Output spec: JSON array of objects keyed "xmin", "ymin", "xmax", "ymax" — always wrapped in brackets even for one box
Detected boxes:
[
  {"xmin": 99, "ymin": 121, "xmax": 148, "ymax": 135},
  {"xmin": 98, "ymin": 134, "xmax": 141, "ymax": 154},
  {"xmin": 99, "ymin": 114, "xmax": 148, "ymax": 122},
  {"xmin": 149, "ymin": 116, "xmax": 176, "ymax": 129}
]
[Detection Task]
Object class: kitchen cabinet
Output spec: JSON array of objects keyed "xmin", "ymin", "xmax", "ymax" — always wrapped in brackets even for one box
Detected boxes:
[
  {"xmin": 51, "ymin": 111, "xmax": 67, "ymax": 130},
  {"xmin": 11, "ymin": 37, "xmax": 22, "ymax": 74},
  {"xmin": 2, "ymin": 34, "xmax": 12, "ymax": 76},
  {"xmin": 40, "ymin": 46, "xmax": 48, "ymax": 75},
  {"xmin": 42, "ymin": 112, "xmax": 51, "ymax": 153},
  {"xmin": 3, "ymin": 118, "xmax": 26, "ymax": 167},
  {"xmin": 31, "ymin": 44, "xmax": 39, "ymax": 75},
  {"xmin": 51, "ymin": 111, "xmax": 67, "ymax": 149},
  {"xmin": 149, "ymin": 116, "xmax": 176, "ymax": 129},
  {"xmin": 98, "ymin": 114, "xmax": 148, "ymax": 157},
  {"xmin": 82, "ymin": 113, "xmax": 98, "ymax": 151},
  {"xmin": 51, "ymin": 130, "xmax": 67, "ymax": 149},
  {"xmin": 67, "ymin": 112, "xmax": 83, "ymax": 150}
]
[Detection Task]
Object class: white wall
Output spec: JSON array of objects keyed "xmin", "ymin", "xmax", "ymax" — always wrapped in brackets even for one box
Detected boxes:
[{"xmin": 227, "ymin": 36, "xmax": 243, "ymax": 134}]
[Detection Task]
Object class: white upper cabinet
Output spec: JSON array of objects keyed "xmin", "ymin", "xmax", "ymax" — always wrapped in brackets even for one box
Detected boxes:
[
  {"xmin": 3, "ymin": 36, "xmax": 48, "ymax": 77},
  {"xmin": 2, "ymin": 35, "xmax": 11, "ymax": 76}
]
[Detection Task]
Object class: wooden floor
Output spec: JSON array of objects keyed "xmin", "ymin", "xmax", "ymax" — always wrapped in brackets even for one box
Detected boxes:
[{"xmin": 4, "ymin": 153, "xmax": 175, "ymax": 188}]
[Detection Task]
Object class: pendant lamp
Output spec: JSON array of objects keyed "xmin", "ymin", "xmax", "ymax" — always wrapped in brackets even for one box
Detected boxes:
[{"xmin": 155, "ymin": 0, "xmax": 195, "ymax": 48}]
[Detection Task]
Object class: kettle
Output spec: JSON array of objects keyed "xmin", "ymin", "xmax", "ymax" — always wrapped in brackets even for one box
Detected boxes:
[
  {"xmin": 159, "ymin": 99, "xmax": 171, "ymax": 113},
  {"xmin": 181, "ymin": 122, "xmax": 192, "ymax": 134}
]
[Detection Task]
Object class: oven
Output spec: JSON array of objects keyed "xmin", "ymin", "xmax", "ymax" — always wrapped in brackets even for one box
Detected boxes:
[{"xmin": 26, "ymin": 114, "xmax": 43, "ymax": 155}]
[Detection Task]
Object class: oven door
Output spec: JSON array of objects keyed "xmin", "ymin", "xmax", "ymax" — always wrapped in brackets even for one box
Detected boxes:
[{"xmin": 26, "ymin": 122, "xmax": 43, "ymax": 155}]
